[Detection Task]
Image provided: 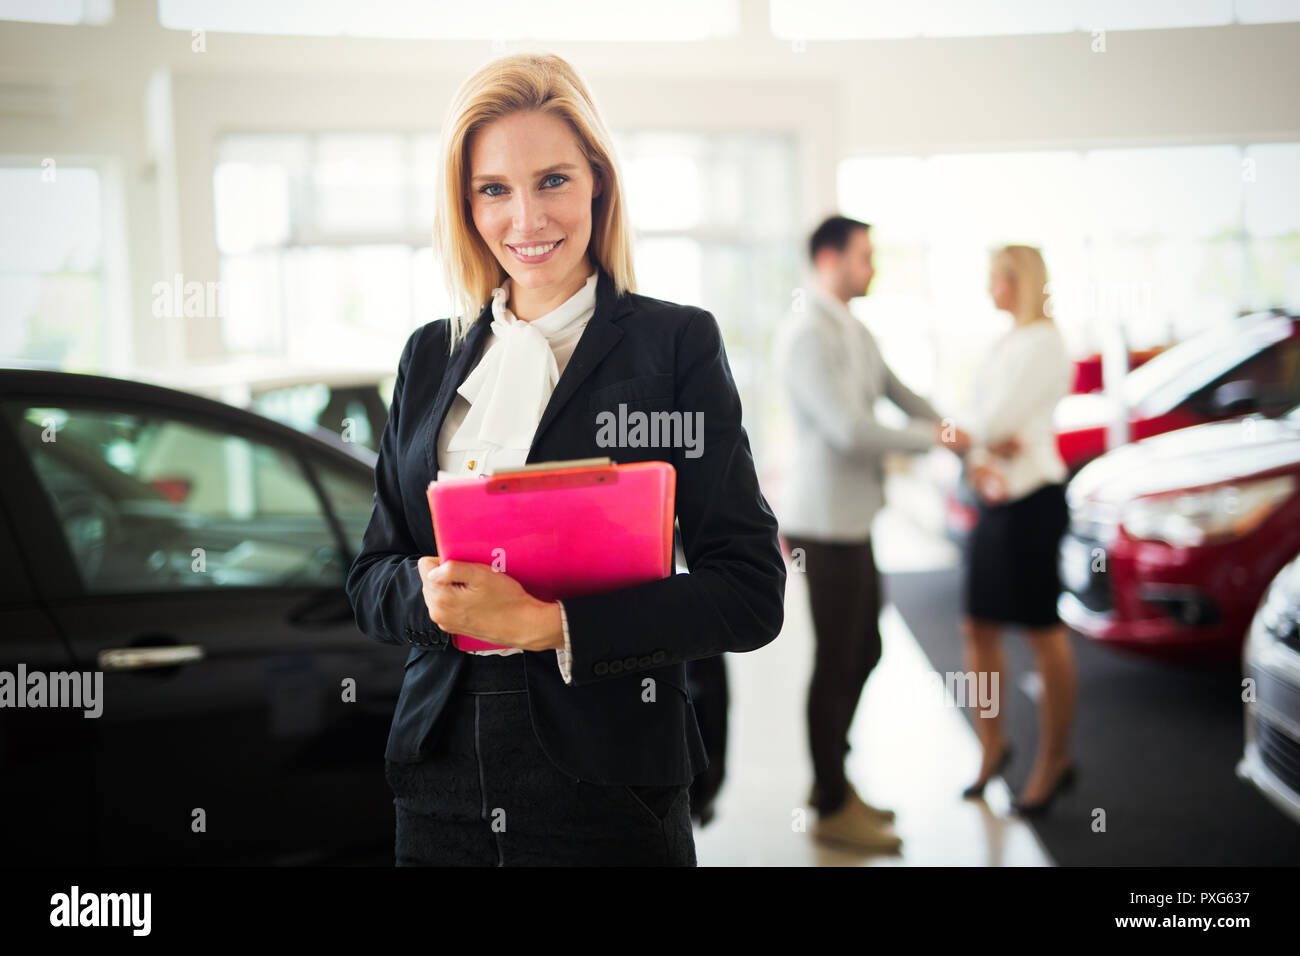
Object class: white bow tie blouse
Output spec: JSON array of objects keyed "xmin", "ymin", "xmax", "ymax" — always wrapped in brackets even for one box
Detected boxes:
[{"xmin": 434, "ymin": 268, "xmax": 599, "ymax": 680}]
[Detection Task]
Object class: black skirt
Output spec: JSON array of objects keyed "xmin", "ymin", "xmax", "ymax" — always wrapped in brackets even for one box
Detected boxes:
[
  {"xmin": 382, "ymin": 651, "xmax": 696, "ymax": 866},
  {"xmin": 963, "ymin": 481, "xmax": 1069, "ymax": 629}
]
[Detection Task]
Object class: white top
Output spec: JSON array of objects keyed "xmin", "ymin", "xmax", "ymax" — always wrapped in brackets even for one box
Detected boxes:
[
  {"xmin": 964, "ymin": 319, "xmax": 1072, "ymax": 503},
  {"xmin": 435, "ymin": 269, "xmax": 599, "ymax": 680},
  {"xmin": 439, "ymin": 269, "xmax": 597, "ymax": 478}
]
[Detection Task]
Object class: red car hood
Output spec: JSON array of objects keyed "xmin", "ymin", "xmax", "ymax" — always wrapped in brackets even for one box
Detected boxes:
[{"xmin": 1070, "ymin": 415, "xmax": 1300, "ymax": 503}]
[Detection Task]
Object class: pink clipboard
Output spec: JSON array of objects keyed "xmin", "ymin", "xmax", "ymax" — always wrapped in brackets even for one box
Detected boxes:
[{"xmin": 426, "ymin": 458, "xmax": 676, "ymax": 652}]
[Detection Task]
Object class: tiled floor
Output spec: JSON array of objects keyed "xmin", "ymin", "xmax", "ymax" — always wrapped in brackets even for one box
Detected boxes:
[{"xmin": 693, "ymin": 472, "xmax": 1053, "ymax": 866}]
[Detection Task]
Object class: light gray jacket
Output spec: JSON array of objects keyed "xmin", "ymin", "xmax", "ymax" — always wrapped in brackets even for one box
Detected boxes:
[{"xmin": 776, "ymin": 290, "xmax": 941, "ymax": 542}]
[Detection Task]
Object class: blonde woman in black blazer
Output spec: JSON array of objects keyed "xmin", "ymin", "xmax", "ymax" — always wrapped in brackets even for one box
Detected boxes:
[{"xmin": 345, "ymin": 52, "xmax": 786, "ymax": 866}]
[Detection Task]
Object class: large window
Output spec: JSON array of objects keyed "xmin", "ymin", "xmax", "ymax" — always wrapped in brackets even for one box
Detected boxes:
[
  {"xmin": 213, "ymin": 132, "xmax": 446, "ymax": 368},
  {"xmin": 838, "ymin": 143, "xmax": 1300, "ymax": 416},
  {"xmin": 612, "ymin": 129, "xmax": 799, "ymax": 472},
  {"xmin": 771, "ymin": 0, "xmax": 1300, "ymax": 40},
  {"xmin": 0, "ymin": 0, "xmax": 112, "ymax": 25},
  {"xmin": 158, "ymin": 0, "xmax": 739, "ymax": 40},
  {"xmin": 0, "ymin": 164, "xmax": 108, "ymax": 370}
]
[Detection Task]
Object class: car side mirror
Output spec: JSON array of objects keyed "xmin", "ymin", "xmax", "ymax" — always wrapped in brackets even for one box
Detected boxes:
[{"xmin": 1210, "ymin": 380, "xmax": 1259, "ymax": 416}]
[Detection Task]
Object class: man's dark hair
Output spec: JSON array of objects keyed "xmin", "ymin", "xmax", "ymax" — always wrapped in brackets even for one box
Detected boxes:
[{"xmin": 809, "ymin": 215, "xmax": 870, "ymax": 264}]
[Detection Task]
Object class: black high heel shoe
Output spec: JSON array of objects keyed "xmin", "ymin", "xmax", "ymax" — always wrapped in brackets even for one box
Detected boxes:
[
  {"xmin": 1011, "ymin": 763, "xmax": 1078, "ymax": 817},
  {"xmin": 961, "ymin": 743, "xmax": 1014, "ymax": 799}
]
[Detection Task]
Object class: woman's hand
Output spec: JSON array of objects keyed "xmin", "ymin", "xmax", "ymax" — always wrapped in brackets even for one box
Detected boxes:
[
  {"xmin": 969, "ymin": 462, "xmax": 1009, "ymax": 505},
  {"xmin": 987, "ymin": 434, "xmax": 1022, "ymax": 458},
  {"xmin": 417, "ymin": 556, "xmax": 564, "ymax": 652}
]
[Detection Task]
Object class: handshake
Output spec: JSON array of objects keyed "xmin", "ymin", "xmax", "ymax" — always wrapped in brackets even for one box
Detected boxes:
[
  {"xmin": 931, "ymin": 419, "xmax": 1023, "ymax": 459},
  {"xmin": 931, "ymin": 419, "xmax": 1024, "ymax": 506}
]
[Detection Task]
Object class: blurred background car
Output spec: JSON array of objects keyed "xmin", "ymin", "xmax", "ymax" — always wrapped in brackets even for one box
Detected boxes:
[
  {"xmin": 1238, "ymin": 552, "xmax": 1300, "ymax": 826},
  {"xmin": 1058, "ymin": 402, "xmax": 1300, "ymax": 662},
  {"xmin": 0, "ymin": 369, "xmax": 402, "ymax": 865},
  {"xmin": 1054, "ymin": 310, "xmax": 1300, "ymax": 470},
  {"xmin": 1067, "ymin": 345, "xmax": 1166, "ymax": 395},
  {"xmin": 148, "ymin": 364, "xmax": 396, "ymax": 453}
]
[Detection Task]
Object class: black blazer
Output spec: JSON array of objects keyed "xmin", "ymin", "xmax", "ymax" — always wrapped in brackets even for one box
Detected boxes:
[{"xmin": 345, "ymin": 264, "xmax": 786, "ymax": 786}]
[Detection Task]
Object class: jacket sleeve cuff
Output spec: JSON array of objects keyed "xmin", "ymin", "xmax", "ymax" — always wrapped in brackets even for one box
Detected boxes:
[
  {"xmin": 401, "ymin": 560, "xmax": 451, "ymax": 648},
  {"xmin": 554, "ymin": 600, "xmax": 573, "ymax": 684}
]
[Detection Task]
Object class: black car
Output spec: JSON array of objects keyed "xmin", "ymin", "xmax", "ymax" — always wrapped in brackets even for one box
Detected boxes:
[{"xmin": 0, "ymin": 369, "xmax": 404, "ymax": 865}]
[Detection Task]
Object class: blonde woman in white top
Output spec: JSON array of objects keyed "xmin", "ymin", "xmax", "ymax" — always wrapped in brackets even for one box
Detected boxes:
[{"xmin": 959, "ymin": 245, "xmax": 1079, "ymax": 816}]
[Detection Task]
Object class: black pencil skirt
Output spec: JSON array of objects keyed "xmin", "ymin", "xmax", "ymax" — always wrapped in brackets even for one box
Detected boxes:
[
  {"xmin": 963, "ymin": 481, "xmax": 1070, "ymax": 629},
  {"xmin": 383, "ymin": 651, "xmax": 696, "ymax": 866}
]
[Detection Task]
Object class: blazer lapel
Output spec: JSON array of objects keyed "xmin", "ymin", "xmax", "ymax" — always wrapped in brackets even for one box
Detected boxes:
[
  {"xmin": 424, "ymin": 299, "xmax": 493, "ymax": 477},
  {"xmin": 423, "ymin": 264, "xmax": 636, "ymax": 476}
]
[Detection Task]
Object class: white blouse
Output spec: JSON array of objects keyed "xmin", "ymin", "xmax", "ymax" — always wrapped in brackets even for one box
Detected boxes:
[
  {"xmin": 434, "ymin": 269, "xmax": 599, "ymax": 683},
  {"xmin": 964, "ymin": 319, "xmax": 1072, "ymax": 503}
]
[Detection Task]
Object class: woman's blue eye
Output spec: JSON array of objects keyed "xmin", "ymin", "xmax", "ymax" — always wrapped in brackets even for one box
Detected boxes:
[
  {"xmin": 543, "ymin": 174, "xmax": 568, "ymax": 187},
  {"xmin": 478, "ymin": 174, "xmax": 567, "ymax": 197}
]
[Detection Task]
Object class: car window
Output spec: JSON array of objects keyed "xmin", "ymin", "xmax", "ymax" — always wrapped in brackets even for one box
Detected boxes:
[
  {"xmin": 1122, "ymin": 317, "xmax": 1293, "ymax": 415},
  {"xmin": 8, "ymin": 403, "xmax": 348, "ymax": 594},
  {"xmin": 1204, "ymin": 336, "xmax": 1300, "ymax": 413},
  {"xmin": 311, "ymin": 457, "xmax": 375, "ymax": 556},
  {"xmin": 0, "ymin": 500, "xmax": 34, "ymax": 605}
]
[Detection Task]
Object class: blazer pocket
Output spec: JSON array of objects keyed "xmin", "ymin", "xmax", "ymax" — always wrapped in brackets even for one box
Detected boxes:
[{"xmin": 587, "ymin": 373, "xmax": 674, "ymax": 414}]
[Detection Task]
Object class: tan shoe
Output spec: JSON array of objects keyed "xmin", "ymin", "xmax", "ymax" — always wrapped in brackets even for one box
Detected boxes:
[
  {"xmin": 811, "ymin": 800, "xmax": 903, "ymax": 853},
  {"xmin": 809, "ymin": 782, "xmax": 896, "ymax": 822},
  {"xmin": 846, "ymin": 784, "xmax": 896, "ymax": 823}
]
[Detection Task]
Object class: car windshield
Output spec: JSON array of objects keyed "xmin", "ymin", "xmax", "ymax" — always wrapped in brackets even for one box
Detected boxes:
[{"xmin": 1121, "ymin": 315, "xmax": 1294, "ymax": 414}]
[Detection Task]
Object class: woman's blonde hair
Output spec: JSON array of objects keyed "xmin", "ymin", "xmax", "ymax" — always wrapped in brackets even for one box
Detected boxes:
[
  {"xmin": 433, "ymin": 53, "xmax": 637, "ymax": 354},
  {"xmin": 990, "ymin": 244, "xmax": 1051, "ymax": 326}
]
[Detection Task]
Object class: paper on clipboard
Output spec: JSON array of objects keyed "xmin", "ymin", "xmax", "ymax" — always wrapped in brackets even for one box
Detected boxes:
[{"xmin": 426, "ymin": 458, "xmax": 676, "ymax": 652}]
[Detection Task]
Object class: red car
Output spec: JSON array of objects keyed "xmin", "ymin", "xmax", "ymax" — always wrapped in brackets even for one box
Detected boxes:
[
  {"xmin": 1054, "ymin": 311, "xmax": 1300, "ymax": 471},
  {"xmin": 1058, "ymin": 404, "xmax": 1300, "ymax": 661},
  {"xmin": 1068, "ymin": 346, "xmax": 1165, "ymax": 395}
]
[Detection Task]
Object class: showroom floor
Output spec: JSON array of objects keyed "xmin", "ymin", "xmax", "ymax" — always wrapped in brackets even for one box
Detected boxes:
[{"xmin": 693, "ymin": 483, "xmax": 1054, "ymax": 866}]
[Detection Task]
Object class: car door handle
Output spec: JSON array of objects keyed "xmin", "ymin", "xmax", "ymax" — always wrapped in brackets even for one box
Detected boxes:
[{"xmin": 98, "ymin": 644, "xmax": 206, "ymax": 671}]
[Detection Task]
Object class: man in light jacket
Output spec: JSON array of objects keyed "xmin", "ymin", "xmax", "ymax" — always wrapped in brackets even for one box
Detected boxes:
[{"xmin": 778, "ymin": 215, "xmax": 968, "ymax": 853}]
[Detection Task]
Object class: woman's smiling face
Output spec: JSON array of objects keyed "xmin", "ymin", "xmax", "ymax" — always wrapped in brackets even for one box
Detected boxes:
[{"xmin": 467, "ymin": 110, "xmax": 601, "ymax": 315}]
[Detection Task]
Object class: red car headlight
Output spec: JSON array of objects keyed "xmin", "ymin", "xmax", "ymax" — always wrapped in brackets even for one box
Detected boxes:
[{"xmin": 1121, "ymin": 475, "xmax": 1296, "ymax": 548}]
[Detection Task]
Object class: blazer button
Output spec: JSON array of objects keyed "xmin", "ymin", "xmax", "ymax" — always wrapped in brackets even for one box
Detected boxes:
[
  {"xmin": 594, "ymin": 661, "xmax": 609, "ymax": 676},
  {"xmin": 651, "ymin": 650, "xmax": 666, "ymax": 664}
]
